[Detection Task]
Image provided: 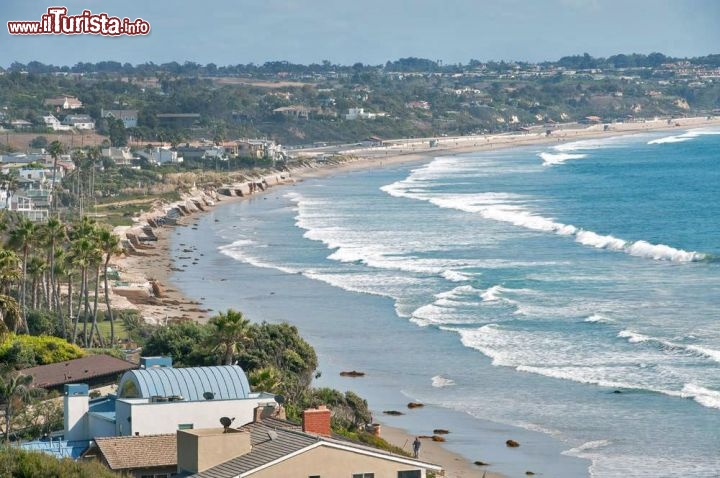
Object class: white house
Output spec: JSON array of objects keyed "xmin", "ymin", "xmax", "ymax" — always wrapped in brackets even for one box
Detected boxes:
[
  {"xmin": 44, "ymin": 95, "xmax": 83, "ymax": 110},
  {"xmin": 345, "ymin": 107, "xmax": 377, "ymax": 120},
  {"xmin": 138, "ymin": 147, "xmax": 183, "ymax": 165},
  {"xmin": 43, "ymin": 114, "xmax": 72, "ymax": 132},
  {"xmin": 101, "ymin": 109, "xmax": 138, "ymax": 128},
  {"xmin": 101, "ymin": 147, "xmax": 135, "ymax": 166},
  {"xmin": 62, "ymin": 114, "xmax": 95, "ymax": 130},
  {"xmin": 64, "ymin": 357, "xmax": 277, "ymax": 441}
]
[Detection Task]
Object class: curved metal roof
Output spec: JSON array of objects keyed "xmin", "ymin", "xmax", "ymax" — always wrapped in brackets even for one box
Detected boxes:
[{"xmin": 118, "ymin": 366, "xmax": 252, "ymax": 401}]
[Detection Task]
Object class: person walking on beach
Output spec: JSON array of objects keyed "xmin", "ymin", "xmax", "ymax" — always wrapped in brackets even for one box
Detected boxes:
[{"xmin": 412, "ymin": 437, "xmax": 421, "ymax": 458}]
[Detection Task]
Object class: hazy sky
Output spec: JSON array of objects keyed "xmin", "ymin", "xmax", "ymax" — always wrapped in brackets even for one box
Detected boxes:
[{"xmin": 2, "ymin": 0, "xmax": 719, "ymax": 67}]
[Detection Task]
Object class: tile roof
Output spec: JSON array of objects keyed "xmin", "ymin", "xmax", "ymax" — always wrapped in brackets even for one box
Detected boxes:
[
  {"xmin": 22, "ymin": 355, "xmax": 137, "ymax": 389},
  {"xmin": 95, "ymin": 434, "xmax": 177, "ymax": 470}
]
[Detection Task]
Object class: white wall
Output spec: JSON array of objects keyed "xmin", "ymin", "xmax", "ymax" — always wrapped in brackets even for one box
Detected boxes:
[
  {"xmin": 116, "ymin": 397, "xmax": 274, "ymax": 436},
  {"xmin": 88, "ymin": 414, "xmax": 116, "ymax": 439}
]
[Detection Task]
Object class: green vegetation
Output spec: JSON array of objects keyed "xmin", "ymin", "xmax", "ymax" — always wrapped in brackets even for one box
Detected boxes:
[
  {"xmin": 0, "ymin": 446, "xmax": 122, "ymax": 477},
  {"xmin": 0, "ymin": 334, "xmax": 85, "ymax": 368}
]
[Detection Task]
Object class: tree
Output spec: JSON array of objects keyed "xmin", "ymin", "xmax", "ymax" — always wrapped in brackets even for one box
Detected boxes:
[
  {"xmin": 38, "ymin": 218, "xmax": 67, "ymax": 337},
  {"xmin": 207, "ymin": 309, "xmax": 251, "ymax": 365},
  {"xmin": 97, "ymin": 228, "xmax": 122, "ymax": 345},
  {"xmin": 0, "ymin": 370, "xmax": 35, "ymax": 443},
  {"xmin": 0, "ymin": 294, "xmax": 20, "ymax": 337},
  {"xmin": 7, "ymin": 218, "xmax": 36, "ymax": 333},
  {"xmin": 142, "ymin": 321, "xmax": 213, "ymax": 367},
  {"xmin": 108, "ymin": 117, "xmax": 128, "ymax": 147},
  {"xmin": 48, "ymin": 140, "xmax": 64, "ymax": 211}
]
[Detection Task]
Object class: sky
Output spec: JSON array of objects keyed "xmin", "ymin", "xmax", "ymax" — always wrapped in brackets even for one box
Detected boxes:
[{"xmin": 1, "ymin": 0, "xmax": 719, "ymax": 67}]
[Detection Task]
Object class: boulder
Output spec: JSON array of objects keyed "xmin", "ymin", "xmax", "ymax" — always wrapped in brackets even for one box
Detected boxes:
[
  {"xmin": 339, "ymin": 370, "xmax": 365, "ymax": 377},
  {"xmin": 383, "ymin": 410, "xmax": 404, "ymax": 416},
  {"xmin": 506, "ymin": 439, "xmax": 520, "ymax": 448},
  {"xmin": 474, "ymin": 461, "xmax": 490, "ymax": 466},
  {"xmin": 431, "ymin": 435, "xmax": 446, "ymax": 442},
  {"xmin": 407, "ymin": 402, "xmax": 424, "ymax": 409},
  {"xmin": 433, "ymin": 429, "xmax": 450, "ymax": 435}
]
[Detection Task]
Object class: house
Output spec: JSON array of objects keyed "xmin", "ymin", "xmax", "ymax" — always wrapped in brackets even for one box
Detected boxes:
[
  {"xmin": 10, "ymin": 119, "xmax": 32, "ymax": 130},
  {"xmin": 102, "ymin": 109, "xmax": 139, "ymax": 128},
  {"xmin": 63, "ymin": 357, "xmax": 278, "ymax": 441},
  {"xmin": 137, "ymin": 147, "xmax": 183, "ymax": 165},
  {"xmin": 235, "ymin": 140, "xmax": 285, "ymax": 162},
  {"xmin": 22, "ymin": 355, "xmax": 138, "ymax": 392},
  {"xmin": 62, "ymin": 114, "xmax": 95, "ymax": 130},
  {"xmin": 101, "ymin": 147, "xmax": 136, "ymax": 166},
  {"xmin": 87, "ymin": 434, "xmax": 177, "ymax": 478},
  {"xmin": 43, "ymin": 114, "xmax": 72, "ymax": 131},
  {"xmin": 175, "ymin": 408, "xmax": 443, "ymax": 477},
  {"xmin": 346, "ymin": 107, "xmax": 377, "ymax": 120},
  {"xmin": 44, "ymin": 95, "xmax": 83, "ymax": 110}
]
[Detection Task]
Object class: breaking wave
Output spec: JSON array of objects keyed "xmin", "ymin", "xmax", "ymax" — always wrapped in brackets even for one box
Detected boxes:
[
  {"xmin": 382, "ymin": 182, "xmax": 706, "ymax": 263},
  {"xmin": 538, "ymin": 152, "xmax": 588, "ymax": 166}
]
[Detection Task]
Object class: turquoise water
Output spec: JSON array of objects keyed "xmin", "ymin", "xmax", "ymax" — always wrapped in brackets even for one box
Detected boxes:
[{"xmin": 171, "ymin": 128, "xmax": 720, "ymax": 477}]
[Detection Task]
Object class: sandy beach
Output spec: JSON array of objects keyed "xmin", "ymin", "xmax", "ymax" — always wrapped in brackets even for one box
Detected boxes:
[{"xmin": 110, "ymin": 116, "xmax": 720, "ymax": 477}]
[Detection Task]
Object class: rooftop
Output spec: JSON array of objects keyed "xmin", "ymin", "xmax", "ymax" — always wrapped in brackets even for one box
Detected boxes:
[
  {"xmin": 94, "ymin": 434, "xmax": 177, "ymax": 470},
  {"xmin": 117, "ymin": 365, "xmax": 252, "ymax": 401},
  {"xmin": 22, "ymin": 355, "xmax": 137, "ymax": 389}
]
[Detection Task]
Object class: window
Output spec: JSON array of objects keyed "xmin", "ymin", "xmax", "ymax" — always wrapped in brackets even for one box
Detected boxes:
[
  {"xmin": 178, "ymin": 423, "xmax": 194, "ymax": 430},
  {"xmin": 352, "ymin": 474, "xmax": 374, "ymax": 478},
  {"xmin": 309, "ymin": 476, "xmax": 321, "ymax": 478},
  {"xmin": 398, "ymin": 471, "xmax": 421, "ymax": 478}
]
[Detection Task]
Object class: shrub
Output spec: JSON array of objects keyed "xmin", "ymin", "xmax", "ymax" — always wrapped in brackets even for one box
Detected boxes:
[{"xmin": 0, "ymin": 334, "xmax": 85, "ymax": 368}]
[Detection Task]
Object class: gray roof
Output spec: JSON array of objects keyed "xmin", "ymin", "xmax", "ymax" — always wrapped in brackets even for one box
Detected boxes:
[
  {"xmin": 117, "ymin": 365, "xmax": 251, "ymax": 401},
  {"xmin": 190, "ymin": 419, "xmax": 441, "ymax": 478},
  {"xmin": 191, "ymin": 422, "xmax": 316, "ymax": 478}
]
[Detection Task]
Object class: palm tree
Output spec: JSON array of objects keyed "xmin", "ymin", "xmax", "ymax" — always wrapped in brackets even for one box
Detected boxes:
[
  {"xmin": 26, "ymin": 256, "xmax": 46, "ymax": 310},
  {"xmin": 48, "ymin": 140, "xmax": 64, "ymax": 211},
  {"xmin": 97, "ymin": 228, "xmax": 122, "ymax": 345},
  {"xmin": 0, "ymin": 370, "xmax": 35, "ymax": 443},
  {"xmin": 7, "ymin": 218, "xmax": 36, "ymax": 333},
  {"xmin": 39, "ymin": 217, "xmax": 66, "ymax": 319},
  {"xmin": 0, "ymin": 248, "xmax": 20, "ymax": 295},
  {"xmin": 207, "ymin": 309, "xmax": 251, "ymax": 365},
  {"xmin": 0, "ymin": 294, "xmax": 20, "ymax": 337}
]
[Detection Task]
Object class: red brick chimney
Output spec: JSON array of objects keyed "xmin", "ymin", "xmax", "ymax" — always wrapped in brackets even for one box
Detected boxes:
[{"xmin": 302, "ymin": 405, "xmax": 331, "ymax": 436}]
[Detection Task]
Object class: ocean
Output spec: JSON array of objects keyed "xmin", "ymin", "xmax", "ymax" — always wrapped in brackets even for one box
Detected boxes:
[{"xmin": 170, "ymin": 128, "xmax": 720, "ymax": 477}]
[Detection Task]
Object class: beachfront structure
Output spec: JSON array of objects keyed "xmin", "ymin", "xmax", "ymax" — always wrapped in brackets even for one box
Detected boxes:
[
  {"xmin": 137, "ymin": 146, "xmax": 183, "ymax": 165},
  {"xmin": 63, "ymin": 357, "xmax": 277, "ymax": 441},
  {"xmin": 101, "ymin": 147, "xmax": 136, "ymax": 166},
  {"xmin": 177, "ymin": 411, "xmax": 443, "ymax": 477},
  {"xmin": 235, "ymin": 139, "xmax": 285, "ymax": 162}
]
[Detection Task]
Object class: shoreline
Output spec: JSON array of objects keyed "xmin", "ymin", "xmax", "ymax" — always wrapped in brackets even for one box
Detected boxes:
[{"xmin": 111, "ymin": 116, "xmax": 720, "ymax": 477}]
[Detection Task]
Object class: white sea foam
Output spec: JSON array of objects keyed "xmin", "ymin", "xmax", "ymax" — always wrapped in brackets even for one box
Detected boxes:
[
  {"xmin": 648, "ymin": 129, "xmax": 720, "ymax": 145},
  {"xmin": 431, "ymin": 375, "xmax": 456, "ymax": 388},
  {"xmin": 383, "ymin": 169, "xmax": 705, "ymax": 263},
  {"xmin": 480, "ymin": 285, "xmax": 506, "ymax": 302},
  {"xmin": 218, "ymin": 239, "xmax": 298, "ymax": 274},
  {"xmin": 681, "ymin": 383, "xmax": 720, "ymax": 409},
  {"xmin": 584, "ymin": 314, "xmax": 614, "ymax": 324},
  {"xmin": 441, "ymin": 269, "xmax": 475, "ymax": 282},
  {"xmin": 617, "ymin": 329, "xmax": 653, "ymax": 344},
  {"xmin": 538, "ymin": 152, "xmax": 588, "ymax": 166},
  {"xmin": 562, "ymin": 439, "xmax": 612, "ymax": 457}
]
